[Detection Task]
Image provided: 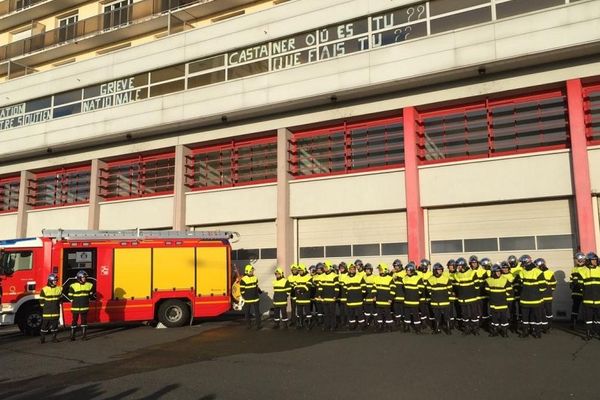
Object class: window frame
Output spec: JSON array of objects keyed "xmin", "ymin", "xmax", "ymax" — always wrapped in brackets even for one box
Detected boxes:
[
  {"xmin": 0, "ymin": 175, "xmax": 20, "ymax": 214},
  {"xmin": 27, "ymin": 165, "xmax": 91, "ymax": 209}
]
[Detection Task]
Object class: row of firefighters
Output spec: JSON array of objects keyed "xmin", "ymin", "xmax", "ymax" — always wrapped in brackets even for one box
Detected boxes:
[{"xmin": 238, "ymin": 252, "xmax": 600, "ymax": 340}]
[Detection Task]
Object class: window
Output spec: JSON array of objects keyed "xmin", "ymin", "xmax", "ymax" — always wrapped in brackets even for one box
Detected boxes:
[
  {"xmin": 499, "ymin": 236, "xmax": 536, "ymax": 251},
  {"xmin": 0, "ymin": 176, "xmax": 20, "ymax": 213},
  {"xmin": 496, "ymin": 0, "xmax": 564, "ymax": 20},
  {"xmin": 260, "ymin": 248, "xmax": 277, "ymax": 260},
  {"xmin": 430, "ymin": 6, "xmax": 492, "ymax": 35},
  {"xmin": 584, "ymin": 84, "xmax": 600, "ymax": 143},
  {"xmin": 419, "ymin": 91, "xmax": 569, "ymax": 162},
  {"xmin": 62, "ymin": 249, "xmax": 96, "ymax": 292},
  {"xmin": 101, "ymin": 153, "xmax": 175, "ymax": 200},
  {"xmin": 58, "ymin": 14, "xmax": 78, "ymax": 43},
  {"xmin": 381, "ymin": 242, "xmax": 408, "ymax": 255},
  {"xmin": 103, "ymin": 0, "xmax": 132, "ymax": 30},
  {"xmin": 431, "ymin": 240, "xmax": 463, "ymax": 253},
  {"xmin": 236, "ymin": 249, "xmax": 259, "ymax": 260},
  {"xmin": 537, "ymin": 234, "xmax": 574, "ymax": 250},
  {"xmin": 353, "ymin": 244, "xmax": 380, "ymax": 257},
  {"xmin": 2, "ymin": 251, "xmax": 33, "ymax": 273},
  {"xmin": 290, "ymin": 118, "xmax": 404, "ymax": 178},
  {"xmin": 300, "ymin": 246, "xmax": 324, "ymax": 259},
  {"xmin": 28, "ymin": 166, "xmax": 91, "ymax": 208},
  {"xmin": 464, "ymin": 238, "xmax": 498, "ymax": 252},
  {"xmin": 189, "ymin": 136, "xmax": 277, "ymax": 190},
  {"xmin": 326, "ymin": 245, "xmax": 352, "ymax": 257}
]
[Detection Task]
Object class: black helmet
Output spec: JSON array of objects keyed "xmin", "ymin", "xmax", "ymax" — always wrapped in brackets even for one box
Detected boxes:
[
  {"xmin": 507, "ymin": 255, "xmax": 518, "ymax": 267},
  {"xmin": 76, "ymin": 270, "xmax": 88, "ymax": 282},
  {"xmin": 316, "ymin": 262, "xmax": 325, "ymax": 271},
  {"xmin": 533, "ymin": 258, "xmax": 546, "ymax": 269},
  {"xmin": 491, "ymin": 264, "xmax": 502, "ymax": 274},
  {"xmin": 405, "ymin": 262, "xmax": 416, "ymax": 273},
  {"xmin": 575, "ymin": 252, "xmax": 586, "ymax": 265},
  {"xmin": 419, "ymin": 259, "xmax": 431, "ymax": 268},
  {"xmin": 469, "ymin": 255, "xmax": 479, "ymax": 264},
  {"xmin": 432, "ymin": 262, "xmax": 444, "ymax": 272},
  {"xmin": 446, "ymin": 259, "xmax": 456, "ymax": 267},
  {"xmin": 500, "ymin": 260, "xmax": 510, "ymax": 269},
  {"xmin": 392, "ymin": 259, "xmax": 403, "ymax": 268},
  {"xmin": 586, "ymin": 252, "xmax": 598, "ymax": 262},
  {"xmin": 519, "ymin": 254, "xmax": 533, "ymax": 267},
  {"xmin": 364, "ymin": 263, "xmax": 373, "ymax": 271},
  {"xmin": 47, "ymin": 273, "xmax": 58, "ymax": 286},
  {"xmin": 456, "ymin": 257, "xmax": 467, "ymax": 268},
  {"xmin": 338, "ymin": 261, "xmax": 347, "ymax": 269},
  {"xmin": 354, "ymin": 259, "xmax": 364, "ymax": 268},
  {"xmin": 480, "ymin": 258, "xmax": 492, "ymax": 269}
]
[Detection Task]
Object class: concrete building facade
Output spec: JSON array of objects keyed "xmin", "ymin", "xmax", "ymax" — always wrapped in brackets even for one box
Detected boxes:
[{"xmin": 2, "ymin": 0, "xmax": 600, "ymax": 316}]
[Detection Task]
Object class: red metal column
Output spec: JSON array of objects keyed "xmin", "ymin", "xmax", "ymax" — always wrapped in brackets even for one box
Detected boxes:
[
  {"xmin": 403, "ymin": 107, "xmax": 425, "ymax": 261},
  {"xmin": 567, "ymin": 79, "xmax": 596, "ymax": 252}
]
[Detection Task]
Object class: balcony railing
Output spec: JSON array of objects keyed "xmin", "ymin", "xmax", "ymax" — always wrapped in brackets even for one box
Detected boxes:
[{"xmin": 0, "ymin": 0, "xmax": 207, "ymax": 62}]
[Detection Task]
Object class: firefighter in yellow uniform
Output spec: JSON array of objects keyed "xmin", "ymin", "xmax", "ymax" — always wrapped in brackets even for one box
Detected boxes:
[
  {"xmin": 447, "ymin": 259, "xmax": 459, "ymax": 327},
  {"xmin": 40, "ymin": 274, "xmax": 62, "ymax": 344},
  {"xmin": 478, "ymin": 257, "xmax": 492, "ymax": 326},
  {"xmin": 373, "ymin": 263, "xmax": 395, "ymax": 332},
  {"xmin": 401, "ymin": 262, "xmax": 424, "ymax": 333},
  {"xmin": 418, "ymin": 259, "xmax": 433, "ymax": 326},
  {"xmin": 454, "ymin": 257, "xmax": 481, "ymax": 336},
  {"xmin": 313, "ymin": 263, "xmax": 325, "ymax": 326},
  {"xmin": 517, "ymin": 255, "xmax": 547, "ymax": 338},
  {"xmin": 427, "ymin": 263, "xmax": 453, "ymax": 335},
  {"xmin": 272, "ymin": 267, "xmax": 291, "ymax": 329},
  {"xmin": 294, "ymin": 264, "xmax": 313, "ymax": 330},
  {"xmin": 68, "ymin": 270, "xmax": 95, "ymax": 341},
  {"xmin": 287, "ymin": 264, "xmax": 300, "ymax": 327},
  {"xmin": 344, "ymin": 264, "xmax": 367, "ymax": 330},
  {"xmin": 485, "ymin": 264, "xmax": 512, "ymax": 337},
  {"xmin": 570, "ymin": 252, "xmax": 587, "ymax": 330},
  {"xmin": 580, "ymin": 252, "xmax": 600, "ymax": 340},
  {"xmin": 240, "ymin": 264, "xmax": 262, "ymax": 330},
  {"xmin": 392, "ymin": 259, "xmax": 405, "ymax": 328},
  {"xmin": 363, "ymin": 263, "xmax": 376, "ymax": 327},
  {"xmin": 500, "ymin": 261, "xmax": 516, "ymax": 332},
  {"xmin": 337, "ymin": 262, "xmax": 349, "ymax": 328},
  {"xmin": 317, "ymin": 262, "xmax": 339, "ymax": 331},
  {"xmin": 536, "ymin": 258, "xmax": 556, "ymax": 333}
]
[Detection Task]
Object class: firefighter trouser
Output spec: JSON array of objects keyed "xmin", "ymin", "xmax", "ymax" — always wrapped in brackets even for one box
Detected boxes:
[
  {"xmin": 323, "ymin": 302, "xmax": 336, "ymax": 329},
  {"xmin": 459, "ymin": 302, "xmax": 480, "ymax": 324},
  {"xmin": 41, "ymin": 318, "xmax": 59, "ymax": 334},
  {"xmin": 453, "ymin": 301, "xmax": 461, "ymax": 322},
  {"xmin": 273, "ymin": 306, "xmax": 288, "ymax": 323},
  {"xmin": 481, "ymin": 298, "xmax": 490, "ymax": 320},
  {"xmin": 490, "ymin": 309, "xmax": 509, "ymax": 329},
  {"xmin": 393, "ymin": 301, "xmax": 404, "ymax": 321},
  {"xmin": 243, "ymin": 302, "xmax": 261, "ymax": 326},
  {"xmin": 583, "ymin": 305, "xmax": 600, "ymax": 327},
  {"xmin": 375, "ymin": 305, "xmax": 393, "ymax": 326},
  {"xmin": 364, "ymin": 301, "xmax": 375, "ymax": 321},
  {"xmin": 315, "ymin": 301, "xmax": 324, "ymax": 321},
  {"xmin": 403, "ymin": 305, "xmax": 421, "ymax": 325},
  {"xmin": 521, "ymin": 305, "xmax": 543, "ymax": 328},
  {"xmin": 296, "ymin": 303, "xmax": 311, "ymax": 324},
  {"xmin": 290, "ymin": 299, "xmax": 297, "ymax": 324},
  {"xmin": 432, "ymin": 306, "xmax": 452, "ymax": 325},
  {"xmin": 419, "ymin": 302, "xmax": 430, "ymax": 323},
  {"xmin": 572, "ymin": 295, "xmax": 582, "ymax": 320},
  {"xmin": 71, "ymin": 312, "xmax": 88, "ymax": 328},
  {"xmin": 542, "ymin": 301, "xmax": 553, "ymax": 328},
  {"xmin": 338, "ymin": 302, "xmax": 348, "ymax": 326},
  {"xmin": 347, "ymin": 305, "xmax": 365, "ymax": 326}
]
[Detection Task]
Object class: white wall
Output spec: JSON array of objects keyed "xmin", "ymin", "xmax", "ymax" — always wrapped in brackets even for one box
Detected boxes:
[
  {"xmin": 26, "ymin": 205, "xmax": 89, "ymax": 236},
  {"xmin": 98, "ymin": 196, "xmax": 173, "ymax": 229},
  {"xmin": 420, "ymin": 151, "xmax": 573, "ymax": 208},
  {"xmin": 0, "ymin": 213, "xmax": 17, "ymax": 239},
  {"xmin": 290, "ymin": 170, "xmax": 405, "ymax": 217},
  {"xmin": 186, "ymin": 184, "xmax": 277, "ymax": 226}
]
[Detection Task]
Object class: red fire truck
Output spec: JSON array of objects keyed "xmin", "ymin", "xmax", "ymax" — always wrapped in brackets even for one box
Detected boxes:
[{"xmin": 0, "ymin": 229, "xmax": 236, "ymax": 334}]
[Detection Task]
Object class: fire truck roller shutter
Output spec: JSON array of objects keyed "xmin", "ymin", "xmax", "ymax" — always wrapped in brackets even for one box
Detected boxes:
[
  {"xmin": 113, "ymin": 248, "xmax": 152, "ymax": 300},
  {"xmin": 196, "ymin": 247, "xmax": 228, "ymax": 297},
  {"xmin": 153, "ymin": 248, "xmax": 195, "ymax": 291}
]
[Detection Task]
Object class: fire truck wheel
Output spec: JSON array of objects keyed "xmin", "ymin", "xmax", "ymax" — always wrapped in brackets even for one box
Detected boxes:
[
  {"xmin": 17, "ymin": 304, "xmax": 43, "ymax": 335},
  {"xmin": 157, "ymin": 300, "xmax": 190, "ymax": 328}
]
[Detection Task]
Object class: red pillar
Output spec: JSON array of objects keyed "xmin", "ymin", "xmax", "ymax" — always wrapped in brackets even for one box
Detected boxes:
[
  {"xmin": 567, "ymin": 79, "xmax": 596, "ymax": 252},
  {"xmin": 403, "ymin": 107, "xmax": 426, "ymax": 261}
]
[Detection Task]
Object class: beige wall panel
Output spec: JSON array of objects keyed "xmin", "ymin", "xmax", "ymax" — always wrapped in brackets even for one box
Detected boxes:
[
  {"xmin": 427, "ymin": 200, "xmax": 575, "ymax": 318},
  {"xmin": 420, "ymin": 152, "xmax": 573, "ymax": 208},
  {"xmin": 290, "ymin": 171, "xmax": 406, "ymax": 218},
  {"xmin": 0, "ymin": 213, "xmax": 17, "ymax": 239},
  {"xmin": 186, "ymin": 185, "xmax": 277, "ymax": 226},
  {"xmin": 298, "ymin": 212, "xmax": 408, "ymax": 267},
  {"xmin": 26, "ymin": 205, "xmax": 89, "ymax": 236},
  {"xmin": 98, "ymin": 196, "xmax": 173, "ymax": 230},
  {"xmin": 194, "ymin": 220, "xmax": 276, "ymax": 313},
  {"xmin": 588, "ymin": 148, "xmax": 600, "ymax": 194}
]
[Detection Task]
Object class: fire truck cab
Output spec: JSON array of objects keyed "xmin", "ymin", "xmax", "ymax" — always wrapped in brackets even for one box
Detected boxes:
[{"xmin": 0, "ymin": 229, "xmax": 235, "ymax": 334}]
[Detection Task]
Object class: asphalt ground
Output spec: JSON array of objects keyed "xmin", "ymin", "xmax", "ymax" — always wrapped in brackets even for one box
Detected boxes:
[{"xmin": 0, "ymin": 317, "xmax": 599, "ymax": 400}]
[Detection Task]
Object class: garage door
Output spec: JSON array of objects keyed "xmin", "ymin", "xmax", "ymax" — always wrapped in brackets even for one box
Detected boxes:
[
  {"xmin": 298, "ymin": 212, "xmax": 408, "ymax": 268},
  {"xmin": 194, "ymin": 221, "xmax": 276, "ymax": 313},
  {"xmin": 427, "ymin": 199, "xmax": 576, "ymax": 317}
]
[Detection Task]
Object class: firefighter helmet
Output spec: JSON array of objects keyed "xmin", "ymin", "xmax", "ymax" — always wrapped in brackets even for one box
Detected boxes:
[
  {"xmin": 586, "ymin": 252, "xmax": 599, "ymax": 262},
  {"xmin": 354, "ymin": 259, "xmax": 364, "ymax": 268},
  {"xmin": 76, "ymin": 270, "xmax": 88, "ymax": 282},
  {"xmin": 364, "ymin": 263, "xmax": 373, "ymax": 271},
  {"xmin": 378, "ymin": 263, "xmax": 389, "ymax": 273},
  {"xmin": 456, "ymin": 258, "xmax": 467, "ymax": 268},
  {"xmin": 533, "ymin": 258, "xmax": 546, "ymax": 269},
  {"xmin": 469, "ymin": 255, "xmax": 479, "ymax": 264},
  {"xmin": 519, "ymin": 254, "xmax": 533, "ymax": 267},
  {"xmin": 480, "ymin": 258, "xmax": 492, "ymax": 269},
  {"xmin": 392, "ymin": 259, "xmax": 403, "ymax": 268},
  {"xmin": 275, "ymin": 267, "xmax": 284, "ymax": 276},
  {"xmin": 575, "ymin": 252, "xmax": 586, "ymax": 264},
  {"xmin": 432, "ymin": 262, "xmax": 443, "ymax": 272},
  {"xmin": 244, "ymin": 264, "xmax": 254, "ymax": 274},
  {"xmin": 405, "ymin": 262, "xmax": 416, "ymax": 273},
  {"xmin": 446, "ymin": 259, "xmax": 456, "ymax": 267},
  {"xmin": 507, "ymin": 255, "xmax": 518, "ymax": 267},
  {"xmin": 419, "ymin": 259, "xmax": 431, "ymax": 269},
  {"xmin": 491, "ymin": 264, "xmax": 502, "ymax": 273},
  {"xmin": 47, "ymin": 273, "xmax": 58, "ymax": 286}
]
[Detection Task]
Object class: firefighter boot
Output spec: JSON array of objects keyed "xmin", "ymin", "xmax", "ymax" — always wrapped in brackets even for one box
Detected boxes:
[
  {"xmin": 272, "ymin": 321, "xmax": 280, "ymax": 329},
  {"xmin": 81, "ymin": 326, "xmax": 88, "ymax": 341},
  {"xmin": 283, "ymin": 321, "xmax": 288, "ymax": 330},
  {"xmin": 472, "ymin": 322, "xmax": 480, "ymax": 336},
  {"xmin": 585, "ymin": 327, "xmax": 593, "ymax": 341},
  {"xmin": 519, "ymin": 324, "xmax": 530, "ymax": 338},
  {"xmin": 431, "ymin": 321, "xmax": 440, "ymax": 335},
  {"xmin": 70, "ymin": 327, "xmax": 77, "ymax": 341},
  {"xmin": 414, "ymin": 324, "xmax": 422, "ymax": 335},
  {"xmin": 40, "ymin": 332, "xmax": 46, "ymax": 344},
  {"xmin": 571, "ymin": 315, "xmax": 578, "ymax": 331},
  {"xmin": 488, "ymin": 325, "xmax": 498, "ymax": 337},
  {"xmin": 51, "ymin": 331, "xmax": 58, "ymax": 343},
  {"xmin": 445, "ymin": 320, "xmax": 452, "ymax": 335}
]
